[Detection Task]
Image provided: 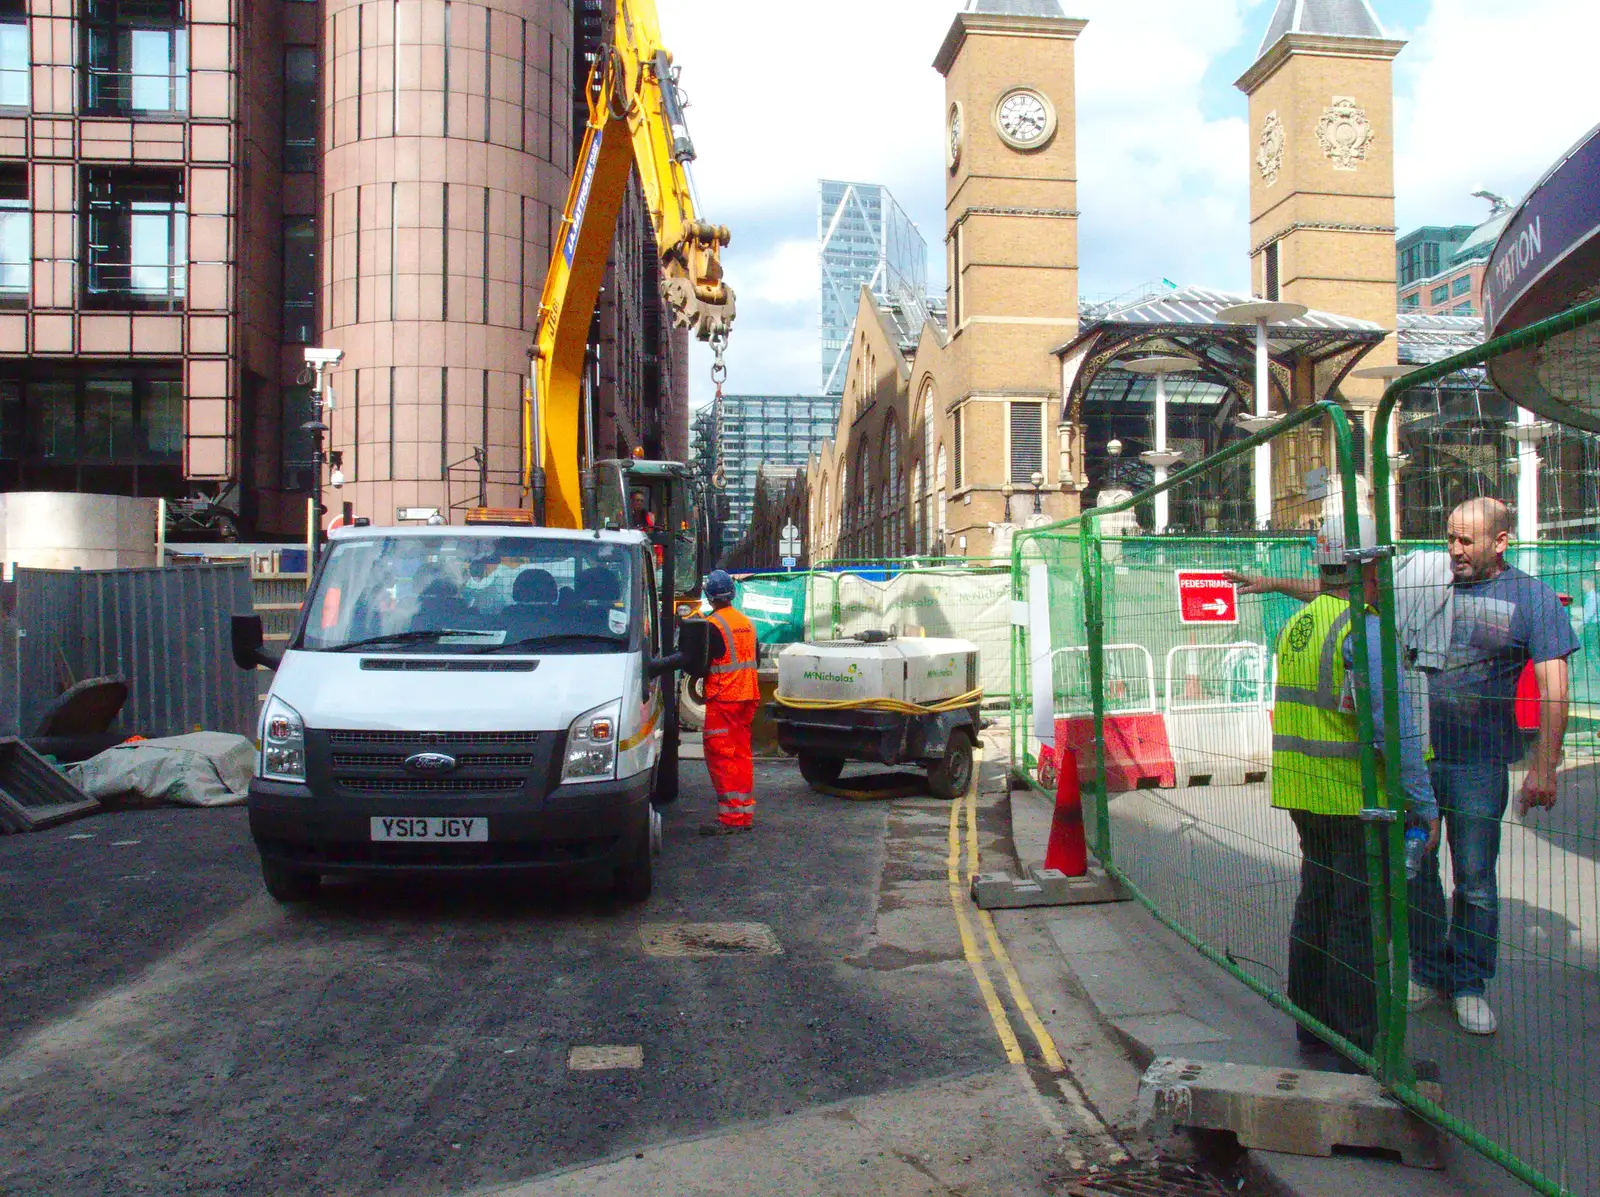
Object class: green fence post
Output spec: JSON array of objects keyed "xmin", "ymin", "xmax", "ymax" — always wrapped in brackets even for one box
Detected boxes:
[
  {"xmin": 1081, "ymin": 512, "xmax": 1112, "ymax": 862},
  {"xmin": 1320, "ymin": 401, "xmax": 1399, "ymax": 1084},
  {"xmin": 1011, "ymin": 529, "xmax": 1029, "ymax": 779}
]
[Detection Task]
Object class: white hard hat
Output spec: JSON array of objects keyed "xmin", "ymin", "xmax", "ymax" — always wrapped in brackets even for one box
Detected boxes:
[{"xmin": 1314, "ymin": 509, "xmax": 1377, "ymax": 566}]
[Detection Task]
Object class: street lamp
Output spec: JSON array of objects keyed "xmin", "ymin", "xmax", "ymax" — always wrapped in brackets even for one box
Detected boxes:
[
  {"xmin": 1030, "ymin": 470, "xmax": 1045, "ymax": 515},
  {"xmin": 1118, "ymin": 354, "xmax": 1197, "ymax": 533},
  {"xmin": 1218, "ymin": 301, "xmax": 1307, "ymax": 529},
  {"xmin": 1351, "ymin": 362, "xmax": 1415, "ymax": 537},
  {"xmin": 1002, "ymin": 481, "xmax": 1015, "ymax": 523},
  {"xmin": 302, "ymin": 346, "xmax": 344, "ymax": 562}
]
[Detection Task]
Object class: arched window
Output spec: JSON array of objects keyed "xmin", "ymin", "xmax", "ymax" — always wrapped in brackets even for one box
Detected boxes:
[
  {"xmin": 883, "ymin": 415, "xmax": 902, "ymax": 557},
  {"xmin": 857, "ymin": 440, "xmax": 871, "ymax": 558},
  {"xmin": 936, "ymin": 444, "xmax": 948, "ymax": 553},
  {"xmin": 817, "ymin": 473, "xmax": 829, "ymax": 552},
  {"xmin": 922, "ymin": 385, "xmax": 936, "ymax": 486},
  {"xmin": 911, "ymin": 463, "xmax": 925, "ymax": 554}
]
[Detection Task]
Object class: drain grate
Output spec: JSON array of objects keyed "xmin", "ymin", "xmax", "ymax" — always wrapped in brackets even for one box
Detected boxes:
[
  {"xmin": 640, "ymin": 922, "xmax": 783, "ymax": 957},
  {"xmin": 1067, "ymin": 1161, "xmax": 1229, "ymax": 1197}
]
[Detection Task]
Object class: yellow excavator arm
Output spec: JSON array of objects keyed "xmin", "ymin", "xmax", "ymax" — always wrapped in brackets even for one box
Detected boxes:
[{"xmin": 525, "ymin": 0, "xmax": 735, "ymax": 529}]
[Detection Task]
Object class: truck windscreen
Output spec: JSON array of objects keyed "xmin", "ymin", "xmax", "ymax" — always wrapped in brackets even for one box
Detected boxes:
[{"xmin": 299, "ymin": 535, "xmax": 635, "ymax": 654}]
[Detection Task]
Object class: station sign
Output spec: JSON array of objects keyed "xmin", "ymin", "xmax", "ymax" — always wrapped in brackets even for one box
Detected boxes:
[{"xmin": 1175, "ymin": 571, "xmax": 1238, "ymax": 625}]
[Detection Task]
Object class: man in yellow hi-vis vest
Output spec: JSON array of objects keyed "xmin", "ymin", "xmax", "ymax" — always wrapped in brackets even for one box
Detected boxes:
[{"xmin": 1271, "ymin": 511, "xmax": 1437, "ymax": 1067}]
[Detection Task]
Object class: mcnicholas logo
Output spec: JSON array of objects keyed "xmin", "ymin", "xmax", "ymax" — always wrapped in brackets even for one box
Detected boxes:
[
  {"xmin": 803, "ymin": 663, "xmax": 859, "ymax": 684},
  {"xmin": 926, "ymin": 665, "xmax": 956, "ymax": 679}
]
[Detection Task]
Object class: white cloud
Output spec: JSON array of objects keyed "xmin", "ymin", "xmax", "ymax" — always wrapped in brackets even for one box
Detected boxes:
[
  {"xmin": 1071, "ymin": 0, "xmax": 1261, "ymax": 297},
  {"xmin": 663, "ymin": 0, "xmax": 1600, "ymax": 407},
  {"xmin": 1392, "ymin": 0, "xmax": 1600, "ymax": 228}
]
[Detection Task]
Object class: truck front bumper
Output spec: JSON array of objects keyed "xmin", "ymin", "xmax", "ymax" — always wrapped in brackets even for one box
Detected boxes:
[{"xmin": 248, "ymin": 771, "xmax": 652, "ymax": 876}]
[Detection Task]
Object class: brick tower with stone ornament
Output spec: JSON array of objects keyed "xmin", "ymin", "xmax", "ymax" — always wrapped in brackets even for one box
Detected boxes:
[
  {"xmin": 1236, "ymin": 0, "xmax": 1406, "ymax": 431},
  {"xmin": 930, "ymin": 0, "xmax": 1085, "ymax": 558}
]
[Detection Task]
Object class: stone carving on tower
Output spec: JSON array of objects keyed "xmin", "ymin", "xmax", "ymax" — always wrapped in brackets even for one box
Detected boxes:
[
  {"xmin": 1257, "ymin": 111, "xmax": 1285, "ymax": 185},
  {"xmin": 1315, "ymin": 96, "xmax": 1375, "ymax": 171}
]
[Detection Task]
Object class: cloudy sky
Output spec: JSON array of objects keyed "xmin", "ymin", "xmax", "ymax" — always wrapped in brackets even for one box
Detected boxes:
[{"xmin": 655, "ymin": 0, "xmax": 1600, "ymax": 407}]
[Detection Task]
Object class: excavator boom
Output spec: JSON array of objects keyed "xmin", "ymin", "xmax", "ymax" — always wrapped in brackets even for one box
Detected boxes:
[{"xmin": 526, "ymin": 0, "xmax": 735, "ymax": 529}]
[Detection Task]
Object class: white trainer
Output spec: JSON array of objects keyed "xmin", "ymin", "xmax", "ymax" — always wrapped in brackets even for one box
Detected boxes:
[
  {"xmin": 1407, "ymin": 979, "xmax": 1439, "ymax": 1011},
  {"xmin": 1454, "ymin": 994, "xmax": 1498, "ymax": 1035}
]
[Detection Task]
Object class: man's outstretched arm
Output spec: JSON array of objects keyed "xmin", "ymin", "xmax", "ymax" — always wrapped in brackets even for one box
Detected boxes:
[{"xmin": 1223, "ymin": 571, "xmax": 1319, "ymax": 603}]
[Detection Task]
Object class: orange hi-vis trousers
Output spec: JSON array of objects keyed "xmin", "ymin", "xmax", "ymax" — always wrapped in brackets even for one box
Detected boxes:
[{"xmin": 704, "ymin": 699, "xmax": 757, "ymax": 827}]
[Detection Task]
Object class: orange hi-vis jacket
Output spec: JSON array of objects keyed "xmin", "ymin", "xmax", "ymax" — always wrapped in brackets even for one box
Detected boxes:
[{"xmin": 704, "ymin": 606, "xmax": 759, "ymax": 703}]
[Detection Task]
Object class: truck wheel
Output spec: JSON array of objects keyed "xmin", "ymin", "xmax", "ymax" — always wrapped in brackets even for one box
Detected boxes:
[
  {"xmin": 797, "ymin": 753, "xmax": 845, "ymax": 788},
  {"xmin": 678, "ymin": 676, "xmax": 706, "ymax": 733},
  {"xmin": 927, "ymin": 732, "xmax": 974, "ymax": 801},
  {"xmin": 613, "ymin": 826, "xmax": 654, "ymax": 905},
  {"xmin": 261, "ymin": 859, "xmax": 320, "ymax": 904}
]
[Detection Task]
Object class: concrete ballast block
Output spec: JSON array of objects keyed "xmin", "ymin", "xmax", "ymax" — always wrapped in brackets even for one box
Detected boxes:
[
  {"xmin": 969, "ymin": 863, "xmax": 1125, "ymax": 910},
  {"xmin": 1138, "ymin": 1057, "xmax": 1443, "ymax": 1170}
]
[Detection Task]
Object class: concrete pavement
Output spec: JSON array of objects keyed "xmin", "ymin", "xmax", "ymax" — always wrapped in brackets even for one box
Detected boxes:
[{"xmin": 1003, "ymin": 767, "xmax": 1547, "ymax": 1196}]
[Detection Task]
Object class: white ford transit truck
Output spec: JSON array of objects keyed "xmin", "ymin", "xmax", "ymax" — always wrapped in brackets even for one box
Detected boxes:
[{"xmin": 231, "ymin": 523, "xmax": 711, "ymax": 906}]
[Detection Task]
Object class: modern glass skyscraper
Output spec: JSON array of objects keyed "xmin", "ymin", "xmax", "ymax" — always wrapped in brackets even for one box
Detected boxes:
[
  {"xmin": 709, "ymin": 393, "xmax": 840, "ymax": 545},
  {"xmin": 819, "ymin": 181, "xmax": 930, "ymax": 395}
]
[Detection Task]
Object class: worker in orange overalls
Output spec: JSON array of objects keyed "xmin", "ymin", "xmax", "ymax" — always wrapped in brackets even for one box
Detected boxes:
[{"xmin": 698, "ymin": 569, "xmax": 760, "ymax": 836}]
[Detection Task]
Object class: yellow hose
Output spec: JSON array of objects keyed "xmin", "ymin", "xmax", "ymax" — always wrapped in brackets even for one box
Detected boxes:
[{"xmin": 773, "ymin": 688, "xmax": 984, "ymax": 716}]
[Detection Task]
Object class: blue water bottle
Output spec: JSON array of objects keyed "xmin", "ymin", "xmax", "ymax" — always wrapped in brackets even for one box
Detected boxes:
[{"xmin": 1404, "ymin": 823, "xmax": 1429, "ymax": 880}]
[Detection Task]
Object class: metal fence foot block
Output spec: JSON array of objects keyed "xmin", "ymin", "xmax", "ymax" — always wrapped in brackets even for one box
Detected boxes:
[
  {"xmin": 1138, "ymin": 1057, "xmax": 1443, "ymax": 1170},
  {"xmin": 970, "ymin": 864, "xmax": 1127, "ymax": 909}
]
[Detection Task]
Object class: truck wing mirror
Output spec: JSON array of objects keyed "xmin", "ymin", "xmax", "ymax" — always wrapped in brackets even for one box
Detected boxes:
[
  {"xmin": 676, "ymin": 619, "xmax": 717, "ymax": 680},
  {"xmin": 231, "ymin": 614, "xmax": 282, "ymax": 671}
]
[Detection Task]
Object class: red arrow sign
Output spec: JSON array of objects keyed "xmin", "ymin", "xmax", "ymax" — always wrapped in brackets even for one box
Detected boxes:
[{"xmin": 1175, "ymin": 571, "xmax": 1239, "ymax": 625}]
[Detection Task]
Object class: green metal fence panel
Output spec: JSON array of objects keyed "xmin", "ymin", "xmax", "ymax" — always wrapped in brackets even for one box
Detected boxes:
[
  {"xmin": 1014, "ymin": 402, "xmax": 1407, "ymax": 1110},
  {"xmin": 1006, "ymin": 303, "xmax": 1600, "ymax": 1196},
  {"xmin": 1368, "ymin": 298, "xmax": 1600, "ymax": 1197}
]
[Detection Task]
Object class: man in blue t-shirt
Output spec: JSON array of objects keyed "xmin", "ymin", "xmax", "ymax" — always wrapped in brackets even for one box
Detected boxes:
[
  {"xmin": 1409, "ymin": 498, "xmax": 1576, "ymax": 1035},
  {"xmin": 1230, "ymin": 496, "xmax": 1576, "ymax": 1038}
]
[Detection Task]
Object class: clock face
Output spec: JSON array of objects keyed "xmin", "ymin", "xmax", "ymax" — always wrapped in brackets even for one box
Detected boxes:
[
  {"xmin": 994, "ymin": 88, "xmax": 1055, "ymax": 150},
  {"xmin": 947, "ymin": 103, "xmax": 963, "ymax": 170}
]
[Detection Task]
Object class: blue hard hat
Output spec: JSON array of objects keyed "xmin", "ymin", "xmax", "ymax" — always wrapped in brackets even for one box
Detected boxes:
[{"xmin": 704, "ymin": 569, "xmax": 736, "ymax": 600}]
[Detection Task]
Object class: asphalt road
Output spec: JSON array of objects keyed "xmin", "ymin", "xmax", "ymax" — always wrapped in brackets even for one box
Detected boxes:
[{"xmin": 0, "ymin": 757, "xmax": 1124, "ymax": 1196}]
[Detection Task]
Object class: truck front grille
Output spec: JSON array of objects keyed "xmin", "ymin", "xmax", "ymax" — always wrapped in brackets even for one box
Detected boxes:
[
  {"xmin": 310, "ymin": 730, "xmax": 556, "ymax": 800},
  {"xmin": 340, "ymin": 778, "xmax": 517, "ymax": 794}
]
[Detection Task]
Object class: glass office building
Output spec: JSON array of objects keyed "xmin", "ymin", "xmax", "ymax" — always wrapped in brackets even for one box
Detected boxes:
[
  {"xmin": 711, "ymin": 393, "xmax": 839, "ymax": 544},
  {"xmin": 819, "ymin": 180, "xmax": 929, "ymax": 395}
]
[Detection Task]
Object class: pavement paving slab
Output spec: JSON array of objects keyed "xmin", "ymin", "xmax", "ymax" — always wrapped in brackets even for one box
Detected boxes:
[{"xmin": 1001, "ymin": 758, "xmax": 1541, "ymax": 1197}]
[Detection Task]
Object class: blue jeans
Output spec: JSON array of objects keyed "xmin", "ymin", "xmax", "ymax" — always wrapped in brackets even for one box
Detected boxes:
[{"xmin": 1408, "ymin": 762, "xmax": 1510, "ymax": 997}]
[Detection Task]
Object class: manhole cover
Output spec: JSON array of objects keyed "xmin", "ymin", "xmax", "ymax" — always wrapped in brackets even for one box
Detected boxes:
[
  {"xmin": 640, "ymin": 922, "xmax": 783, "ymax": 957},
  {"xmin": 1067, "ymin": 1161, "xmax": 1228, "ymax": 1197}
]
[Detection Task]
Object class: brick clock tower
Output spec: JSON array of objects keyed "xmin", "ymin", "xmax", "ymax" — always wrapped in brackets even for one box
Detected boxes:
[
  {"xmin": 931, "ymin": 1, "xmax": 1085, "ymax": 558},
  {"xmin": 1236, "ymin": 0, "xmax": 1406, "ymax": 422}
]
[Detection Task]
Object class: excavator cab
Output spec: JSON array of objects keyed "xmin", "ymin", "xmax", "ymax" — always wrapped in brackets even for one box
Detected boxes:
[{"xmin": 589, "ymin": 458, "xmax": 706, "ymax": 606}]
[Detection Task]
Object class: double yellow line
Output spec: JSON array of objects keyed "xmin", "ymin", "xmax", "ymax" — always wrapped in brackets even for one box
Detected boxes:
[{"xmin": 944, "ymin": 751, "xmax": 1065, "ymax": 1072}]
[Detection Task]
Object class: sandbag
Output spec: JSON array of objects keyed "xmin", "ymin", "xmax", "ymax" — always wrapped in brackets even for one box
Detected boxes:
[{"xmin": 68, "ymin": 732, "xmax": 255, "ymax": 808}]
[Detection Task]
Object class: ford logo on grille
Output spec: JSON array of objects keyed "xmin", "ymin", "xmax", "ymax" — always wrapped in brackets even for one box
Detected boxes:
[{"xmin": 404, "ymin": 752, "xmax": 458, "ymax": 773}]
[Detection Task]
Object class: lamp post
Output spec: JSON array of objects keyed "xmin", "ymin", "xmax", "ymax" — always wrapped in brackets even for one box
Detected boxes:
[
  {"xmin": 1351, "ymin": 362, "xmax": 1415, "ymax": 537},
  {"xmin": 1218, "ymin": 301, "xmax": 1308, "ymax": 529},
  {"xmin": 1001, "ymin": 481, "xmax": 1015, "ymax": 523},
  {"xmin": 1031, "ymin": 469, "xmax": 1045, "ymax": 516},
  {"xmin": 1118, "ymin": 354, "xmax": 1197, "ymax": 533},
  {"xmin": 302, "ymin": 347, "xmax": 344, "ymax": 563},
  {"xmin": 1508, "ymin": 410, "xmax": 1552, "ymax": 545}
]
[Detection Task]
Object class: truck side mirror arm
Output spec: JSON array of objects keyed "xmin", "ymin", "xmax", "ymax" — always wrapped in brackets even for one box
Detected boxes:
[
  {"xmin": 231, "ymin": 614, "xmax": 283, "ymax": 671},
  {"xmin": 648, "ymin": 652, "xmax": 684, "ymax": 680}
]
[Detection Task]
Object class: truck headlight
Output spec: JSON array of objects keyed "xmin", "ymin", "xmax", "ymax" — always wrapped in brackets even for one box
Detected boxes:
[
  {"xmin": 261, "ymin": 696, "xmax": 306, "ymax": 783},
  {"xmin": 561, "ymin": 700, "xmax": 620, "ymax": 784}
]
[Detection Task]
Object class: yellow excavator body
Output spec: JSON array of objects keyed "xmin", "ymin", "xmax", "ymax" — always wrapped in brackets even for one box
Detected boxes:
[{"xmin": 526, "ymin": 0, "xmax": 735, "ymax": 529}]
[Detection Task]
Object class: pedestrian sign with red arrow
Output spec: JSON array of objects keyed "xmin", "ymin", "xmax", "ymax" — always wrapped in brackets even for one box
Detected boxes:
[{"xmin": 1175, "ymin": 571, "xmax": 1238, "ymax": 625}]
